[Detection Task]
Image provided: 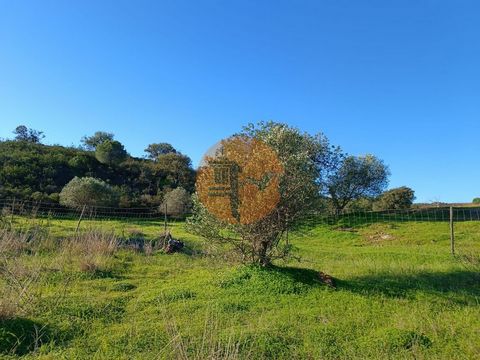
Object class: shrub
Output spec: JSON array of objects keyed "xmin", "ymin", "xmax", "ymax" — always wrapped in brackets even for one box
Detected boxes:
[
  {"xmin": 160, "ymin": 187, "xmax": 192, "ymax": 218},
  {"xmin": 473, "ymin": 198, "xmax": 480, "ymax": 204},
  {"xmin": 95, "ymin": 140, "xmax": 127, "ymax": 165},
  {"xmin": 59, "ymin": 177, "xmax": 120, "ymax": 208},
  {"xmin": 373, "ymin": 186, "xmax": 415, "ymax": 211}
]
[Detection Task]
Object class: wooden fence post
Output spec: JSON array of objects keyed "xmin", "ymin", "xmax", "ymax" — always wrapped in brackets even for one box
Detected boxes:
[
  {"xmin": 11, "ymin": 197, "xmax": 16, "ymax": 223},
  {"xmin": 450, "ymin": 206, "xmax": 455, "ymax": 255},
  {"xmin": 164, "ymin": 203, "xmax": 168, "ymax": 233},
  {"xmin": 75, "ymin": 205, "xmax": 86, "ymax": 236}
]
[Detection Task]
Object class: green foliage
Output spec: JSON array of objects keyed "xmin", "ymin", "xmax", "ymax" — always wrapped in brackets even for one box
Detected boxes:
[
  {"xmin": 219, "ymin": 265, "xmax": 321, "ymax": 295},
  {"xmin": 473, "ymin": 198, "xmax": 480, "ymax": 204},
  {"xmin": 144, "ymin": 143, "xmax": 177, "ymax": 159},
  {"xmin": 0, "ymin": 139, "xmax": 196, "ymax": 206},
  {"xmin": 156, "ymin": 152, "xmax": 195, "ymax": 192},
  {"xmin": 0, "ymin": 141, "xmax": 79, "ymax": 199},
  {"xmin": 344, "ymin": 197, "xmax": 374, "ymax": 212},
  {"xmin": 328, "ymin": 154, "xmax": 390, "ymax": 211},
  {"xmin": 160, "ymin": 187, "xmax": 192, "ymax": 217},
  {"xmin": 13, "ymin": 125, "xmax": 45, "ymax": 143},
  {"xmin": 374, "ymin": 186, "xmax": 416, "ymax": 211},
  {"xmin": 189, "ymin": 121, "xmax": 339, "ymax": 266},
  {"xmin": 95, "ymin": 140, "xmax": 128, "ymax": 165},
  {"xmin": 59, "ymin": 177, "xmax": 120, "ymax": 208},
  {"xmin": 81, "ymin": 131, "xmax": 114, "ymax": 150}
]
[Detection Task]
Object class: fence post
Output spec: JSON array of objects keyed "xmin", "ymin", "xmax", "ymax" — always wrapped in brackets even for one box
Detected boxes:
[
  {"xmin": 75, "ymin": 205, "xmax": 86, "ymax": 236},
  {"xmin": 10, "ymin": 197, "xmax": 16, "ymax": 223},
  {"xmin": 164, "ymin": 203, "xmax": 168, "ymax": 233},
  {"xmin": 450, "ymin": 206, "xmax": 455, "ymax": 255}
]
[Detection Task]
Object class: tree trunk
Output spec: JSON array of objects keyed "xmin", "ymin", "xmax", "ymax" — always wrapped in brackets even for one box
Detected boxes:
[{"xmin": 257, "ymin": 241, "xmax": 271, "ymax": 267}]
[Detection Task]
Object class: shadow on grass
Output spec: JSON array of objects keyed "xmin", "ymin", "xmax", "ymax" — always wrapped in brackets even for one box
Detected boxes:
[
  {"xmin": 267, "ymin": 265, "xmax": 323, "ymax": 286},
  {"xmin": 0, "ymin": 318, "xmax": 63, "ymax": 355},
  {"xmin": 219, "ymin": 265, "xmax": 326, "ymax": 295},
  {"xmin": 338, "ymin": 270, "xmax": 480, "ymax": 304}
]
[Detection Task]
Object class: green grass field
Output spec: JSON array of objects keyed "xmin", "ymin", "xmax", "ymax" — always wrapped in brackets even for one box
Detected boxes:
[{"xmin": 1, "ymin": 216, "xmax": 479, "ymax": 359}]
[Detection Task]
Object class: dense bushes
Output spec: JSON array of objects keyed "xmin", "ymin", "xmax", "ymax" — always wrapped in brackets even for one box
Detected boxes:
[
  {"xmin": 373, "ymin": 187, "xmax": 415, "ymax": 211},
  {"xmin": 0, "ymin": 139, "xmax": 195, "ymax": 207}
]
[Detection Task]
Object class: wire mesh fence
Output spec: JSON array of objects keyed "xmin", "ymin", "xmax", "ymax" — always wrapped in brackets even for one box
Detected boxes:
[
  {"xmin": 4, "ymin": 199, "xmax": 480, "ymax": 223},
  {"xmin": 1, "ymin": 198, "xmax": 479, "ymax": 254},
  {"xmin": 0, "ymin": 199, "xmax": 163, "ymax": 220},
  {"xmin": 299, "ymin": 206, "xmax": 480, "ymax": 228},
  {"xmin": 0, "ymin": 199, "xmax": 180, "ymax": 241}
]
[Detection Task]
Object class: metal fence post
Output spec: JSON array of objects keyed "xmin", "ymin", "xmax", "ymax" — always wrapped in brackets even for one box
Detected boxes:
[{"xmin": 450, "ymin": 206, "xmax": 455, "ymax": 255}]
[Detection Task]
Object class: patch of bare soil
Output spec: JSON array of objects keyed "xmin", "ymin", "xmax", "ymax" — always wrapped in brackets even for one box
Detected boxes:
[{"xmin": 365, "ymin": 231, "xmax": 395, "ymax": 244}]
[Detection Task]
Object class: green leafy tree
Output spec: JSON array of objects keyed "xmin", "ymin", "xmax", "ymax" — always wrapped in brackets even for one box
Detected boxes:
[
  {"xmin": 144, "ymin": 143, "xmax": 177, "ymax": 159},
  {"xmin": 156, "ymin": 153, "xmax": 195, "ymax": 191},
  {"xmin": 13, "ymin": 125, "xmax": 44, "ymax": 143},
  {"xmin": 188, "ymin": 121, "xmax": 338, "ymax": 266},
  {"xmin": 327, "ymin": 155, "xmax": 390, "ymax": 212},
  {"xmin": 81, "ymin": 131, "xmax": 114, "ymax": 150},
  {"xmin": 59, "ymin": 177, "xmax": 120, "ymax": 208},
  {"xmin": 473, "ymin": 198, "xmax": 480, "ymax": 204},
  {"xmin": 373, "ymin": 186, "xmax": 416, "ymax": 211},
  {"xmin": 160, "ymin": 187, "xmax": 192, "ymax": 218},
  {"xmin": 95, "ymin": 140, "xmax": 127, "ymax": 165}
]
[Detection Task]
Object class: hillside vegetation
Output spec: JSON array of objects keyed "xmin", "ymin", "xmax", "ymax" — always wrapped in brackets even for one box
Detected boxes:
[
  {"xmin": 0, "ymin": 217, "xmax": 479, "ymax": 359},
  {"xmin": 0, "ymin": 140, "xmax": 195, "ymax": 207}
]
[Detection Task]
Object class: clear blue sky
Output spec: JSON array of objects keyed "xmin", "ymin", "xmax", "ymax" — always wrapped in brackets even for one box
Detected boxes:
[{"xmin": 1, "ymin": 1, "xmax": 479, "ymax": 203}]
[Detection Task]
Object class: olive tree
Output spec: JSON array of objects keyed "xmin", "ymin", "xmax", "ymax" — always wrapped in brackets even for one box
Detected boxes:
[
  {"xmin": 160, "ymin": 187, "xmax": 192, "ymax": 218},
  {"xmin": 373, "ymin": 186, "xmax": 415, "ymax": 211},
  {"xmin": 187, "ymin": 121, "xmax": 339, "ymax": 266},
  {"xmin": 95, "ymin": 140, "xmax": 127, "ymax": 165},
  {"xmin": 59, "ymin": 177, "xmax": 120, "ymax": 208},
  {"xmin": 327, "ymin": 155, "xmax": 390, "ymax": 212}
]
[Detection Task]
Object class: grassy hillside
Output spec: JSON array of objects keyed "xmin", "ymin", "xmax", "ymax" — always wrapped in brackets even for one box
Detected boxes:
[{"xmin": 0, "ymin": 218, "xmax": 479, "ymax": 359}]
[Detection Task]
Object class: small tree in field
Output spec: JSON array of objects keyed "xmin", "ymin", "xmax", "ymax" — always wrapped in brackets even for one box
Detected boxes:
[
  {"xmin": 327, "ymin": 155, "xmax": 390, "ymax": 212},
  {"xmin": 95, "ymin": 140, "xmax": 127, "ymax": 165},
  {"xmin": 373, "ymin": 186, "xmax": 416, "ymax": 211},
  {"xmin": 60, "ymin": 177, "xmax": 120, "ymax": 208},
  {"xmin": 160, "ymin": 187, "xmax": 192, "ymax": 218},
  {"xmin": 187, "ymin": 121, "xmax": 339, "ymax": 266}
]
